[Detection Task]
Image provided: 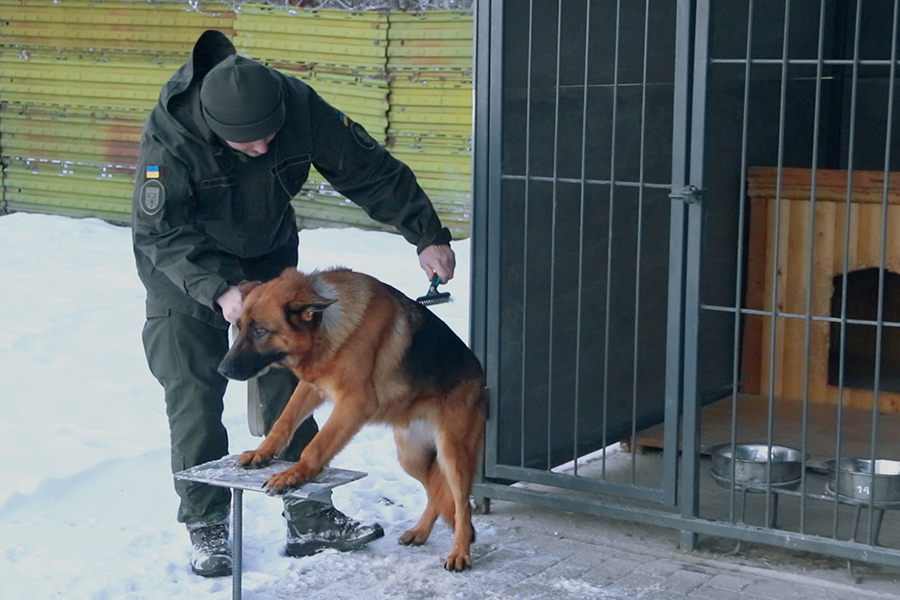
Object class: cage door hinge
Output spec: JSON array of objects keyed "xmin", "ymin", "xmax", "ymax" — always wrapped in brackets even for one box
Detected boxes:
[{"xmin": 670, "ymin": 185, "xmax": 704, "ymax": 204}]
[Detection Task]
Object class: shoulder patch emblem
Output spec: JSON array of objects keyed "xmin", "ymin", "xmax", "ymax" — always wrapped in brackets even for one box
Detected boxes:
[
  {"xmin": 350, "ymin": 121, "xmax": 377, "ymax": 150},
  {"xmin": 140, "ymin": 179, "xmax": 166, "ymax": 216}
]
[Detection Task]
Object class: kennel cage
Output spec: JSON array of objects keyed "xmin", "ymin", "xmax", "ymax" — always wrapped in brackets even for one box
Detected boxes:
[{"xmin": 471, "ymin": 0, "xmax": 900, "ymax": 568}]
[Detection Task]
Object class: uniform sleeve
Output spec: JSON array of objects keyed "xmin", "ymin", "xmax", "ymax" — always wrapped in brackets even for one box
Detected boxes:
[
  {"xmin": 131, "ymin": 142, "xmax": 235, "ymax": 309},
  {"xmin": 306, "ymin": 91, "xmax": 452, "ymax": 253}
]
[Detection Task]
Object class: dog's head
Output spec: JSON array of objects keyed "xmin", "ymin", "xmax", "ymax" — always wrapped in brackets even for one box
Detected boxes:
[{"xmin": 217, "ymin": 269, "xmax": 336, "ymax": 381}]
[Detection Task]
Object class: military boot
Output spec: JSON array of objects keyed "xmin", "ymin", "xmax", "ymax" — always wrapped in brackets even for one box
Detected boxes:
[
  {"xmin": 189, "ymin": 523, "xmax": 233, "ymax": 577},
  {"xmin": 285, "ymin": 506, "xmax": 384, "ymax": 557}
]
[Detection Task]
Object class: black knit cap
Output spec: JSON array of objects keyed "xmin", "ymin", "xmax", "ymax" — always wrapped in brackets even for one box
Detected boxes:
[{"xmin": 200, "ymin": 55, "xmax": 286, "ymax": 143}]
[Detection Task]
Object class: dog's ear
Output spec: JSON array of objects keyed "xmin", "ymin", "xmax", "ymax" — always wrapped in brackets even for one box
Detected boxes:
[
  {"xmin": 237, "ymin": 280, "xmax": 262, "ymax": 298},
  {"xmin": 285, "ymin": 297, "xmax": 337, "ymax": 330}
]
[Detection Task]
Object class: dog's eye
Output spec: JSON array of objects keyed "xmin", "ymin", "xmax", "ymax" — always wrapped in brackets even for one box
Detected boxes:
[{"xmin": 252, "ymin": 326, "xmax": 268, "ymax": 337}]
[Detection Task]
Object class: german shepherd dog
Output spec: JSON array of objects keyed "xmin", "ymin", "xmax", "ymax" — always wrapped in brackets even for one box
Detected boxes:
[{"xmin": 217, "ymin": 267, "xmax": 485, "ymax": 571}]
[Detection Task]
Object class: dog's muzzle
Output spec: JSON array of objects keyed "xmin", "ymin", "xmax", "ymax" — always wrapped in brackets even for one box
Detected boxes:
[{"xmin": 218, "ymin": 345, "xmax": 283, "ymax": 381}]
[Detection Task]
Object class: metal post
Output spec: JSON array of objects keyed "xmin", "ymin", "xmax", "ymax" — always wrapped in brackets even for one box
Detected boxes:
[
  {"xmin": 798, "ymin": 0, "xmax": 828, "ymax": 536},
  {"xmin": 662, "ymin": 0, "xmax": 694, "ymax": 508},
  {"xmin": 832, "ymin": 0, "xmax": 864, "ymax": 543},
  {"xmin": 679, "ymin": 0, "xmax": 711, "ymax": 552},
  {"xmin": 868, "ymin": 0, "xmax": 899, "ymax": 546},
  {"xmin": 519, "ymin": 0, "xmax": 534, "ymax": 470},
  {"xmin": 233, "ymin": 489, "xmax": 243, "ymax": 600},
  {"xmin": 600, "ymin": 0, "xmax": 623, "ymax": 478},
  {"xmin": 570, "ymin": 0, "xmax": 593, "ymax": 479}
]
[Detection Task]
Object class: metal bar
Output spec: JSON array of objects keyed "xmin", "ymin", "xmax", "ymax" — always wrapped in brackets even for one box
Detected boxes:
[
  {"xmin": 232, "ymin": 489, "xmax": 243, "ymax": 600},
  {"xmin": 489, "ymin": 464, "xmax": 666, "ymax": 504},
  {"xmin": 572, "ymin": 0, "xmax": 593, "ymax": 479},
  {"xmin": 519, "ymin": 0, "xmax": 535, "ymax": 469},
  {"xmin": 727, "ymin": 0, "xmax": 756, "ymax": 525},
  {"xmin": 709, "ymin": 58, "xmax": 900, "ymax": 66},
  {"xmin": 680, "ymin": 0, "xmax": 712, "ymax": 552},
  {"xmin": 469, "ymin": 0, "xmax": 491, "ymax": 490},
  {"xmin": 866, "ymin": 0, "xmax": 899, "ymax": 546},
  {"xmin": 473, "ymin": 482, "xmax": 900, "ymax": 568},
  {"xmin": 661, "ymin": 0, "xmax": 695, "ymax": 507},
  {"xmin": 546, "ymin": 0, "xmax": 563, "ymax": 471},
  {"xmin": 500, "ymin": 174, "xmax": 671, "ymax": 189},
  {"xmin": 762, "ymin": 0, "xmax": 793, "ymax": 529},
  {"xmin": 701, "ymin": 305, "xmax": 900, "ymax": 327},
  {"xmin": 487, "ymin": 0, "xmax": 505, "ymax": 480},
  {"xmin": 629, "ymin": 0, "xmax": 652, "ymax": 487},
  {"xmin": 798, "ymin": 0, "xmax": 829, "ymax": 536},
  {"xmin": 832, "ymin": 0, "xmax": 863, "ymax": 540},
  {"xmin": 469, "ymin": 0, "xmax": 490, "ymax": 365},
  {"xmin": 601, "ymin": 0, "xmax": 624, "ymax": 479},
  {"xmin": 473, "ymin": 0, "xmax": 503, "ymax": 481}
]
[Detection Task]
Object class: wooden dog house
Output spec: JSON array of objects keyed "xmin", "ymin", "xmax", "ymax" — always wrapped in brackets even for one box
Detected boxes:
[
  {"xmin": 742, "ymin": 166, "xmax": 900, "ymax": 413},
  {"xmin": 636, "ymin": 167, "xmax": 900, "ymax": 461}
]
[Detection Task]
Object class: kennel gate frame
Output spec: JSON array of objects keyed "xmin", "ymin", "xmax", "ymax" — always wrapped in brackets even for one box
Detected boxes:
[{"xmin": 470, "ymin": 0, "xmax": 900, "ymax": 569}]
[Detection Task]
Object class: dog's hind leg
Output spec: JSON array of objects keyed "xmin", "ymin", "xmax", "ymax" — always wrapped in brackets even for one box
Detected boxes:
[
  {"xmin": 238, "ymin": 380, "xmax": 323, "ymax": 468},
  {"xmin": 436, "ymin": 439, "xmax": 475, "ymax": 571},
  {"xmin": 435, "ymin": 389, "xmax": 485, "ymax": 572},
  {"xmin": 395, "ymin": 422, "xmax": 443, "ymax": 546}
]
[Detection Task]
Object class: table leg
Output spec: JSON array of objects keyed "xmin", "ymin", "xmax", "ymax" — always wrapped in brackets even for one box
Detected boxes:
[
  {"xmin": 769, "ymin": 492, "xmax": 779, "ymax": 529},
  {"xmin": 233, "ymin": 489, "xmax": 243, "ymax": 600},
  {"xmin": 873, "ymin": 508, "xmax": 885, "ymax": 546},
  {"xmin": 851, "ymin": 504, "xmax": 862, "ymax": 542}
]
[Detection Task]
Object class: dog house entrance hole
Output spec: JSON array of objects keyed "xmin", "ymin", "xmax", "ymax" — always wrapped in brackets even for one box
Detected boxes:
[{"xmin": 829, "ymin": 268, "xmax": 900, "ymax": 393}]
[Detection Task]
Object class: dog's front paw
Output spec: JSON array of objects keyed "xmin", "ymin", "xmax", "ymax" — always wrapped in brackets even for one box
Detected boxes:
[
  {"xmin": 237, "ymin": 449, "xmax": 275, "ymax": 468},
  {"xmin": 263, "ymin": 462, "xmax": 322, "ymax": 493},
  {"xmin": 443, "ymin": 551, "xmax": 472, "ymax": 572}
]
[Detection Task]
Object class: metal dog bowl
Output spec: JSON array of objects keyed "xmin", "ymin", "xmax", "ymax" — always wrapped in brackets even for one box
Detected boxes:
[
  {"xmin": 823, "ymin": 458, "xmax": 900, "ymax": 505},
  {"xmin": 710, "ymin": 443, "xmax": 805, "ymax": 491}
]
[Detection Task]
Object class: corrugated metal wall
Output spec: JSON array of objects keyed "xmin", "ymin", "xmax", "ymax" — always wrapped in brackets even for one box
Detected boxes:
[
  {"xmin": 386, "ymin": 11, "xmax": 473, "ymax": 237},
  {"xmin": 0, "ymin": 0, "xmax": 473, "ymax": 238},
  {"xmin": 0, "ymin": 0, "xmax": 225, "ymax": 222}
]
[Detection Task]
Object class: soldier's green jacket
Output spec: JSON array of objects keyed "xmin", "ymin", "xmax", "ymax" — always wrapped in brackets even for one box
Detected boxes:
[{"xmin": 132, "ymin": 30, "xmax": 451, "ymax": 329}]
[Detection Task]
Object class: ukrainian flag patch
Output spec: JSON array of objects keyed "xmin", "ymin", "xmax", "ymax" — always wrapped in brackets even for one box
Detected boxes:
[{"xmin": 146, "ymin": 165, "xmax": 160, "ymax": 179}]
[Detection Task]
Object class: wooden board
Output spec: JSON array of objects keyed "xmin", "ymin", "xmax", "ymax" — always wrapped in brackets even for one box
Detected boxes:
[{"xmin": 747, "ymin": 166, "xmax": 900, "ymax": 205}]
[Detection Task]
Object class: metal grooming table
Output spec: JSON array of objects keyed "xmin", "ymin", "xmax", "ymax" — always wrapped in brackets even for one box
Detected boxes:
[{"xmin": 175, "ymin": 456, "xmax": 366, "ymax": 600}]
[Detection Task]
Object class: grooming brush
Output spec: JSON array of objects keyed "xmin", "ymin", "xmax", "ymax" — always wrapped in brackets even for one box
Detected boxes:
[{"xmin": 416, "ymin": 274, "xmax": 451, "ymax": 306}]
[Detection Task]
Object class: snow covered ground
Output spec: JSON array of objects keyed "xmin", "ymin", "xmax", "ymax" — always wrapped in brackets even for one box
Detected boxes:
[
  {"xmin": 0, "ymin": 212, "xmax": 484, "ymax": 599},
  {"xmin": 7, "ymin": 212, "xmax": 895, "ymax": 600}
]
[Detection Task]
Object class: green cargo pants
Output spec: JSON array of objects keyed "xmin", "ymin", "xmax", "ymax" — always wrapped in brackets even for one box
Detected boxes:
[{"xmin": 141, "ymin": 305, "xmax": 318, "ymax": 527}]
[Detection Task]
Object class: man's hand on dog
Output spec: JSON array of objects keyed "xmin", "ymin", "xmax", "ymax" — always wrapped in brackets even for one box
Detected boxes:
[
  {"xmin": 419, "ymin": 243, "xmax": 455, "ymax": 284},
  {"xmin": 216, "ymin": 286, "xmax": 243, "ymax": 325}
]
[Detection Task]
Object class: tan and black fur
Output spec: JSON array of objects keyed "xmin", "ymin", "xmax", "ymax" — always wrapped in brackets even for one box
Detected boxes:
[{"xmin": 218, "ymin": 267, "xmax": 485, "ymax": 571}]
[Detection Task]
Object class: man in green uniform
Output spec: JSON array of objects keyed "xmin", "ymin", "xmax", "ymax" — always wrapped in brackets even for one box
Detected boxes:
[{"xmin": 132, "ymin": 30, "xmax": 456, "ymax": 577}]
